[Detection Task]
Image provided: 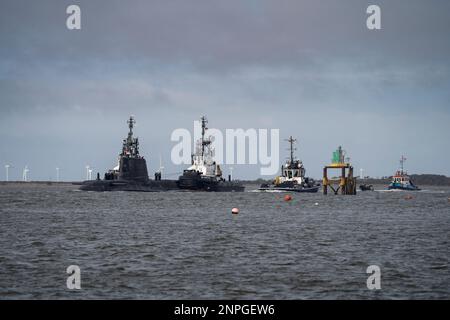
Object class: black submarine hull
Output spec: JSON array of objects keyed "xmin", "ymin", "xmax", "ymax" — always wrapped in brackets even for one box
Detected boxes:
[
  {"xmin": 79, "ymin": 179, "xmax": 179, "ymax": 192},
  {"xmin": 79, "ymin": 156, "xmax": 180, "ymax": 192},
  {"xmin": 80, "ymin": 178, "xmax": 245, "ymax": 192}
]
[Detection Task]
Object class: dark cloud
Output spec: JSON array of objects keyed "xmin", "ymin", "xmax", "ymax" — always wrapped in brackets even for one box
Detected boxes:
[
  {"xmin": 0, "ymin": 0, "xmax": 449, "ymax": 180},
  {"xmin": 2, "ymin": 0, "xmax": 450, "ymax": 67}
]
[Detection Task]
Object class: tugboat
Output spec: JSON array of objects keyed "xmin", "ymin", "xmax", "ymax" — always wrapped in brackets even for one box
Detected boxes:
[
  {"xmin": 177, "ymin": 116, "xmax": 245, "ymax": 192},
  {"xmin": 79, "ymin": 116, "xmax": 178, "ymax": 192},
  {"xmin": 258, "ymin": 136, "xmax": 320, "ymax": 193},
  {"xmin": 388, "ymin": 156, "xmax": 420, "ymax": 191}
]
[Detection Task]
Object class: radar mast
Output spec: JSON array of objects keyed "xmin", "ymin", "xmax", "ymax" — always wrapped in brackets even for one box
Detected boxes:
[
  {"xmin": 121, "ymin": 115, "xmax": 140, "ymax": 158},
  {"xmin": 200, "ymin": 116, "xmax": 211, "ymax": 157},
  {"xmin": 286, "ymin": 136, "xmax": 297, "ymax": 163}
]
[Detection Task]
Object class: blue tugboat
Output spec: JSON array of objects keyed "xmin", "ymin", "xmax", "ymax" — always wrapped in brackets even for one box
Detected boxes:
[{"xmin": 388, "ymin": 156, "xmax": 420, "ymax": 191}]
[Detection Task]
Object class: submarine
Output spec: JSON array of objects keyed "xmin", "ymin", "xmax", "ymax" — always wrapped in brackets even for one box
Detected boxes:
[{"xmin": 79, "ymin": 116, "xmax": 178, "ymax": 192}]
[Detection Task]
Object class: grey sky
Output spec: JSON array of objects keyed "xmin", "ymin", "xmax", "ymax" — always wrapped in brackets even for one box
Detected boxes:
[{"xmin": 1, "ymin": 0, "xmax": 449, "ymax": 181}]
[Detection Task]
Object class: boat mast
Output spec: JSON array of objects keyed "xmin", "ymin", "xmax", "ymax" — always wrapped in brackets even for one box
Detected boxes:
[
  {"xmin": 200, "ymin": 116, "xmax": 210, "ymax": 157},
  {"xmin": 400, "ymin": 155, "xmax": 406, "ymax": 173},
  {"xmin": 122, "ymin": 115, "xmax": 140, "ymax": 158},
  {"xmin": 127, "ymin": 116, "xmax": 135, "ymax": 142},
  {"xmin": 286, "ymin": 136, "xmax": 296, "ymax": 163}
]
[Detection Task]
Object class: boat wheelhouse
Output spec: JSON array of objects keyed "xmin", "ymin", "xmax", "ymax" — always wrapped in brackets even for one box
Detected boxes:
[
  {"xmin": 177, "ymin": 116, "xmax": 244, "ymax": 192},
  {"xmin": 259, "ymin": 136, "xmax": 319, "ymax": 193},
  {"xmin": 388, "ymin": 156, "xmax": 420, "ymax": 191}
]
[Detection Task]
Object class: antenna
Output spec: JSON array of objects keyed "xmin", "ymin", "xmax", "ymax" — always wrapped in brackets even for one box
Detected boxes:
[
  {"xmin": 200, "ymin": 116, "xmax": 209, "ymax": 157},
  {"xmin": 5, "ymin": 164, "xmax": 10, "ymax": 182},
  {"xmin": 400, "ymin": 155, "xmax": 407, "ymax": 172},
  {"xmin": 22, "ymin": 165, "xmax": 29, "ymax": 182},
  {"xmin": 285, "ymin": 136, "xmax": 297, "ymax": 163},
  {"xmin": 127, "ymin": 115, "xmax": 135, "ymax": 137},
  {"xmin": 158, "ymin": 154, "xmax": 164, "ymax": 175}
]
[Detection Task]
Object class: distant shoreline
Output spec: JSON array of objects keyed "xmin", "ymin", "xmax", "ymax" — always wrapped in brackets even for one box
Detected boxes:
[
  {"xmin": 1, "ymin": 174, "xmax": 450, "ymax": 187},
  {"xmin": 0, "ymin": 181, "xmax": 78, "ymax": 187},
  {"xmin": 242, "ymin": 174, "xmax": 450, "ymax": 186}
]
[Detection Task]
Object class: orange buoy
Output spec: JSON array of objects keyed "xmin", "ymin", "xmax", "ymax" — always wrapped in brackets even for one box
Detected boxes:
[
  {"xmin": 231, "ymin": 208, "xmax": 239, "ymax": 214},
  {"xmin": 284, "ymin": 194, "xmax": 292, "ymax": 202}
]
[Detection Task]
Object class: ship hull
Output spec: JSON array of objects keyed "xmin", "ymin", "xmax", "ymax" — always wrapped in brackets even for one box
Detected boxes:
[
  {"xmin": 258, "ymin": 185, "xmax": 320, "ymax": 193},
  {"xmin": 388, "ymin": 184, "xmax": 420, "ymax": 191},
  {"xmin": 202, "ymin": 180, "xmax": 245, "ymax": 192},
  {"xmin": 79, "ymin": 179, "xmax": 179, "ymax": 192},
  {"xmin": 178, "ymin": 172, "xmax": 245, "ymax": 192},
  {"xmin": 258, "ymin": 179, "xmax": 320, "ymax": 193}
]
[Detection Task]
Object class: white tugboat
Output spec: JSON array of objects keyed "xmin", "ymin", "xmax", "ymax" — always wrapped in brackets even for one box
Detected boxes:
[
  {"xmin": 177, "ymin": 116, "xmax": 245, "ymax": 192},
  {"xmin": 259, "ymin": 136, "xmax": 320, "ymax": 193},
  {"xmin": 388, "ymin": 156, "xmax": 420, "ymax": 191}
]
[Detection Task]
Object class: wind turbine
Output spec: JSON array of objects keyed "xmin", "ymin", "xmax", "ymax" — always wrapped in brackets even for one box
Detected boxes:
[
  {"xmin": 158, "ymin": 154, "xmax": 164, "ymax": 176},
  {"xmin": 88, "ymin": 168, "xmax": 93, "ymax": 180},
  {"xmin": 5, "ymin": 164, "xmax": 10, "ymax": 182},
  {"xmin": 85, "ymin": 165, "xmax": 90, "ymax": 180},
  {"xmin": 56, "ymin": 167, "xmax": 60, "ymax": 182},
  {"xmin": 22, "ymin": 165, "xmax": 29, "ymax": 182},
  {"xmin": 360, "ymin": 168, "xmax": 364, "ymax": 179}
]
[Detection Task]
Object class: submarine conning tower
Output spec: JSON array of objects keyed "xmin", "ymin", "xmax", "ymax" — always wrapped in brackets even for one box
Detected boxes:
[{"xmin": 117, "ymin": 116, "xmax": 149, "ymax": 182}]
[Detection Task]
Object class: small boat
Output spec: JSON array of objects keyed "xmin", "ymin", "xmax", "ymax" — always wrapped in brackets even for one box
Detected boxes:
[
  {"xmin": 359, "ymin": 184, "xmax": 374, "ymax": 191},
  {"xmin": 388, "ymin": 156, "xmax": 420, "ymax": 191},
  {"xmin": 258, "ymin": 136, "xmax": 320, "ymax": 193}
]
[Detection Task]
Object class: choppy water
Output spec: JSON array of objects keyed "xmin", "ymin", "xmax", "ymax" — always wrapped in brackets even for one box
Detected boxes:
[{"xmin": 0, "ymin": 184, "xmax": 449, "ymax": 299}]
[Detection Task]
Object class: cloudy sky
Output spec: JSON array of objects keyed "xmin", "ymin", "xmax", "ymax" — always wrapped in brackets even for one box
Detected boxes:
[{"xmin": 1, "ymin": 0, "xmax": 449, "ymax": 181}]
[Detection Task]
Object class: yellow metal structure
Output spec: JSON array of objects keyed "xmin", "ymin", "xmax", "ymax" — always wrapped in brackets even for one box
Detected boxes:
[{"xmin": 323, "ymin": 146, "xmax": 357, "ymax": 195}]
